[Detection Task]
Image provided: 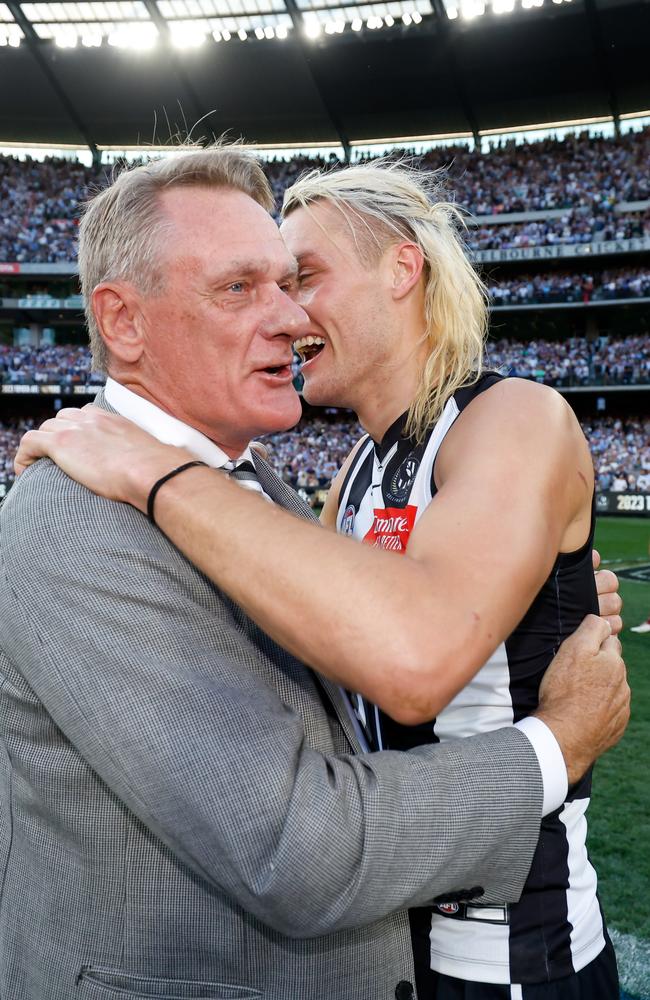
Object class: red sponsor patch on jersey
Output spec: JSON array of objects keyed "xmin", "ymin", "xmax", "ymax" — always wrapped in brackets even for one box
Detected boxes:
[{"xmin": 363, "ymin": 504, "xmax": 418, "ymax": 553}]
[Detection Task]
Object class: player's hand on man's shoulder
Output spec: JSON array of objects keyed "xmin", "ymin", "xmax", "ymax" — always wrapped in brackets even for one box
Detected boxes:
[
  {"xmin": 14, "ymin": 405, "xmax": 192, "ymax": 513},
  {"xmin": 535, "ymin": 615, "xmax": 629, "ymax": 785}
]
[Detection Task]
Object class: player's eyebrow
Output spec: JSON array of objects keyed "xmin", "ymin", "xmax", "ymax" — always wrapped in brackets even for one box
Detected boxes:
[
  {"xmin": 279, "ymin": 259, "xmax": 299, "ymax": 285},
  {"xmin": 295, "ymin": 251, "xmax": 326, "ymax": 268}
]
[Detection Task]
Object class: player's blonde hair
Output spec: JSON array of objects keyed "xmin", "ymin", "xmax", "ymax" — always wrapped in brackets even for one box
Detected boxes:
[
  {"xmin": 78, "ymin": 145, "xmax": 273, "ymax": 373},
  {"xmin": 282, "ymin": 161, "xmax": 488, "ymax": 442}
]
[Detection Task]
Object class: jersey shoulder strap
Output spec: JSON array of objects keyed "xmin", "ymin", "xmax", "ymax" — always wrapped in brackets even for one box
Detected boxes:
[
  {"xmin": 337, "ymin": 433, "xmax": 372, "ymax": 510},
  {"xmin": 453, "ymin": 370, "xmax": 505, "ymax": 414}
]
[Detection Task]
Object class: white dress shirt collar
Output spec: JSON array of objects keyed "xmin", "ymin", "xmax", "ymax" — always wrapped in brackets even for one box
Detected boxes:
[{"xmin": 104, "ymin": 376, "xmax": 254, "ymax": 470}]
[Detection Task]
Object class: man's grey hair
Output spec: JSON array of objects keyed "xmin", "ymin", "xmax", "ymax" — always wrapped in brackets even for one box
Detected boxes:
[{"xmin": 78, "ymin": 145, "xmax": 274, "ymax": 373}]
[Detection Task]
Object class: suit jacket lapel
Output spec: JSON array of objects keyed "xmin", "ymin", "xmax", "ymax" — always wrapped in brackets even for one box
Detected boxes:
[
  {"xmin": 250, "ymin": 453, "xmax": 364, "ymax": 752},
  {"xmin": 251, "ymin": 454, "xmax": 319, "ymax": 521}
]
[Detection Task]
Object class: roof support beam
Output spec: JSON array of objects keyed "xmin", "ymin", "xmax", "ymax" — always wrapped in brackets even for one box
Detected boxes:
[
  {"xmin": 283, "ymin": 0, "xmax": 352, "ymax": 160},
  {"xmin": 6, "ymin": 2, "xmax": 99, "ymax": 157},
  {"xmin": 429, "ymin": 0, "xmax": 481, "ymax": 147}
]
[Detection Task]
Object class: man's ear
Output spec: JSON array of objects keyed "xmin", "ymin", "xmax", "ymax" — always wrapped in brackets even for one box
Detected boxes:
[
  {"xmin": 391, "ymin": 242, "xmax": 425, "ymax": 301},
  {"xmin": 91, "ymin": 282, "xmax": 145, "ymax": 365}
]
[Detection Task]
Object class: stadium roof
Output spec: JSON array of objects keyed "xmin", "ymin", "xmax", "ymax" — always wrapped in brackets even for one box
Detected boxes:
[{"xmin": 0, "ymin": 0, "xmax": 648, "ymax": 152}]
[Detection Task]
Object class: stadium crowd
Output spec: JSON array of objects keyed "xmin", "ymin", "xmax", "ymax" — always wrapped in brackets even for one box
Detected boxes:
[
  {"xmin": 488, "ymin": 268, "xmax": 650, "ymax": 305},
  {"xmin": 0, "ymin": 344, "xmax": 104, "ymax": 385},
  {"xmin": 471, "ymin": 209, "xmax": 649, "ymax": 251},
  {"xmin": 414, "ymin": 129, "xmax": 649, "ymax": 213},
  {"xmin": 3, "ymin": 336, "xmax": 648, "ymax": 388},
  {"xmin": 487, "ymin": 334, "xmax": 650, "ymax": 386},
  {"xmin": 0, "ymin": 413, "xmax": 647, "ymax": 494},
  {"xmin": 1, "ymin": 127, "xmax": 648, "ymax": 263}
]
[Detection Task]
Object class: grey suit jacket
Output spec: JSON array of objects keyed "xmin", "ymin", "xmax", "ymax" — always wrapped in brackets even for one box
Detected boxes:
[{"xmin": 0, "ymin": 392, "xmax": 543, "ymax": 1000}]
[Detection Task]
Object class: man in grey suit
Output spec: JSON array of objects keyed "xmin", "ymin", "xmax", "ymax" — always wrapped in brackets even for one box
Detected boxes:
[{"xmin": 1, "ymin": 148, "xmax": 627, "ymax": 1000}]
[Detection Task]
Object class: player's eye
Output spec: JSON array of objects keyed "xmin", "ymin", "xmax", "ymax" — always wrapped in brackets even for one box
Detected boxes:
[{"xmin": 229, "ymin": 281, "xmax": 246, "ymax": 293}]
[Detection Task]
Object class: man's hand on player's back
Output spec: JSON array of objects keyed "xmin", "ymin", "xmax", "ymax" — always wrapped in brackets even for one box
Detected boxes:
[{"xmin": 535, "ymin": 615, "xmax": 629, "ymax": 785}]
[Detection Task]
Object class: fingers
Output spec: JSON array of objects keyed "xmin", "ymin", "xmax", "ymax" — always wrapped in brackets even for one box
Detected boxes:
[
  {"xmin": 601, "ymin": 634, "xmax": 623, "ymax": 657},
  {"xmin": 595, "ymin": 568, "xmax": 619, "ymax": 596},
  {"xmin": 54, "ymin": 407, "xmax": 87, "ymax": 421},
  {"xmin": 595, "ymin": 569, "xmax": 623, "ymax": 634},
  {"xmin": 570, "ymin": 612, "xmax": 612, "ymax": 650},
  {"xmin": 14, "ymin": 429, "xmax": 54, "ymax": 476},
  {"xmin": 597, "ymin": 587, "xmax": 622, "ymax": 618},
  {"xmin": 602, "ymin": 615, "xmax": 624, "ymax": 636},
  {"xmin": 592, "ymin": 548, "xmax": 601, "ymax": 570}
]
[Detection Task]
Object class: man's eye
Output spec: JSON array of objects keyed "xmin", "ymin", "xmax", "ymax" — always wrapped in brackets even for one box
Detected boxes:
[
  {"xmin": 229, "ymin": 282, "xmax": 246, "ymax": 293},
  {"xmin": 297, "ymin": 271, "xmax": 314, "ymax": 284}
]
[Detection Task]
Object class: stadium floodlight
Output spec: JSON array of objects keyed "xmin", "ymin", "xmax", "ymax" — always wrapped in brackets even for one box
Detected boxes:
[
  {"xmin": 411, "ymin": 9, "xmax": 422, "ymax": 21},
  {"xmin": 351, "ymin": 16, "xmax": 362, "ymax": 28},
  {"xmin": 170, "ymin": 19, "xmax": 207, "ymax": 45},
  {"xmin": 0, "ymin": 23, "xmax": 21, "ymax": 46},
  {"xmin": 493, "ymin": 0, "xmax": 515, "ymax": 12},
  {"xmin": 460, "ymin": 0, "xmax": 484, "ymax": 16},
  {"xmin": 275, "ymin": 22, "xmax": 288, "ymax": 36},
  {"xmin": 108, "ymin": 21, "xmax": 157, "ymax": 47},
  {"xmin": 254, "ymin": 24, "xmax": 265, "ymax": 36},
  {"xmin": 0, "ymin": 22, "xmax": 23, "ymax": 46},
  {"xmin": 402, "ymin": 10, "xmax": 412, "ymax": 21},
  {"xmin": 384, "ymin": 13, "xmax": 394, "ymax": 24},
  {"xmin": 53, "ymin": 24, "xmax": 78, "ymax": 47},
  {"xmin": 237, "ymin": 26, "xmax": 247, "ymax": 37},
  {"xmin": 81, "ymin": 26, "xmax": 103, "ymax": 45},
  {"xmin": 304, "ymin": 19, "xmax": 321, "ymax": 37}
]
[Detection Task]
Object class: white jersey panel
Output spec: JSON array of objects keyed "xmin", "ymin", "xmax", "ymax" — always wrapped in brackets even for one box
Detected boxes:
[
  {"xmin": 432, "ymin": 641, "xmax": 514, "ymax": 742},
  {"xmin": 560, "ymin": 799, "xmax": 606, "ymax": 967},
  {"xmin": 428, "ymin": 915, "xmax": 512, "ymax": 985}
]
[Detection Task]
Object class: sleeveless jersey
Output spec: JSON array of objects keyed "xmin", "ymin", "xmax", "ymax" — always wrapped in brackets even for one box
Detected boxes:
[{"xmin": 335, "ymin": 373, "xmax": 606, "ymax": 986}]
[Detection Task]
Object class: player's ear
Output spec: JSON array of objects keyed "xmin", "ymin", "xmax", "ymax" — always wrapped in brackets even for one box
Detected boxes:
[
  {"xmin": 391, "ymin": 242, "xmax": 425, "ymax": 301},
  {"xmin": 92, "ymin": 281, "xmax": 145, "ymax": 365}
]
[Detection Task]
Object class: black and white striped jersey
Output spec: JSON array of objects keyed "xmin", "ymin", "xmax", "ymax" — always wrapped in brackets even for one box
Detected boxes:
[{"xmin": 335, "ymin": 373, "xmax": 607, "ymax": 986}]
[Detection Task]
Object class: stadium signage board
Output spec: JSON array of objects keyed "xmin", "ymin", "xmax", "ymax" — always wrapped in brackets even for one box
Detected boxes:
[
  {"xmin": 596, "ymin": 492, "xmax": 650, "ymax": 516},
  {"xmin": 2, "ymin": 384, "xmax": 45, "ymax": 395},
  {"xmin": 474, "ymin": 236, "xmax": 650, "ymax": 264},
  {"xmin": 12, "ymin": 296, "xmax": 83, "ymax": 311},
  {"xmin": 0, "ymin": 384, "xmax": 100, "ymax": 396}
]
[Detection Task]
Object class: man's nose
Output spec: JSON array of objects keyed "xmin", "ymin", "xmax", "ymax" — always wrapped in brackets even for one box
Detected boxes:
[{"xmin": 265, "ymin": 284, "xmax": 310, "ymax": 337}]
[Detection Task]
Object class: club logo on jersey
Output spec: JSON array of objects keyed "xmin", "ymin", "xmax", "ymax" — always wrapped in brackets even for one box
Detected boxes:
[
  {"xmin": 340, "ymin": 504, "xmax": 356, "ymax": 535},
  {"xmin": 363, "ymin": 504, "xmax": 417, "ymax": 553},
  {"xmin": 436, "ymin": 902, "xmax": 460, "ymax": 915},
  {"xmin": 385, "ymin": 456, "xmax": 420, "ymax": 505}
]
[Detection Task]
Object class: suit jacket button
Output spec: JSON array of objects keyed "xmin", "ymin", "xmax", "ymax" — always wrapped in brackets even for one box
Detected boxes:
[{"xmin": 395, "ymin": 981, "xmax": 414, "ymax": 1000}]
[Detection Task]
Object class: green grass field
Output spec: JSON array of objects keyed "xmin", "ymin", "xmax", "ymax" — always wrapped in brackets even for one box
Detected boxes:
[{"xmin": 588, "ymin": 517, "xmax": 650, "ymax": 989}]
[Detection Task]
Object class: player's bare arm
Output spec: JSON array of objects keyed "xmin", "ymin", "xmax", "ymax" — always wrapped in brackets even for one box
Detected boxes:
[{"xmin": 15, "ymin": 379, "xmax": 616, "ymax": 725}]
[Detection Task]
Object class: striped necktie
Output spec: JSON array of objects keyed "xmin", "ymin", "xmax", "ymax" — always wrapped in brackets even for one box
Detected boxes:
[{"xmin": 223, "ymin": 459, "xmax": 270, "ymax": 500}]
